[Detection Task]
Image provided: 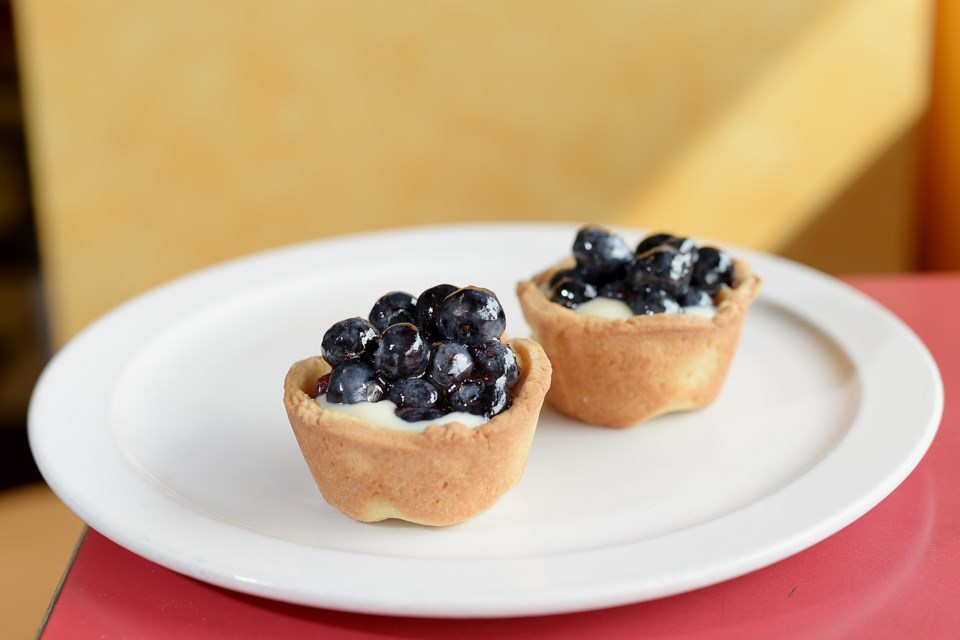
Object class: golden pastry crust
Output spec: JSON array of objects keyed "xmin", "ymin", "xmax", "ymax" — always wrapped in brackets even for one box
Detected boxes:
[
  {"xmin": 282, "ymin": 337, "xmax": 552, "ymax": 526},
  {"xmin": 516, "ymin": 258, "xmax": 761, "ymax": 428}
]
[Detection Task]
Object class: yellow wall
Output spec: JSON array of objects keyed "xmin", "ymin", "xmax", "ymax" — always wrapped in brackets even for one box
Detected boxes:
[{"xmin": 13, "ymin": 0, "xmax": 931, "ymax": 345}]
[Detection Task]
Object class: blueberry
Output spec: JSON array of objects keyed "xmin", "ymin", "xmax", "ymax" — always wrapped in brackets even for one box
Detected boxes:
[
  {"xmin": 636, "ymin": 233, "xmax": 698, "ymax": 258},
  {"xmin": 373, "ymin": 323, "xmax": 431, "ymax": 381},
  {"xmin": 598, "ymin": 280, "xmax": 627, "ymax": 300},
  {"xmin": 473, "ymin": 339, "xmax": 520, "ymax": 389},
  {"xmin": 549, "ymin": 274, "xmax": 598, "ymax": 309},
  {"xmin": 448, "ymin": 377, "xmax": 511, "ymax": 418},
  {"xmin": 388, "ymin": 377, "xmax": 442, "ymax": 409},
  {"xmin": 327, "ymin": 361, "xmax": 385, "ymax": 404},
  {"xmin": 446, "ymin": 379, "xmax": 484, "ymax": 414},
  {"xmin": 551, "ymin": 276, "xmax": 598, "ymax": 308},
  {"xmin": 369, "ymin": 291, "xmax": 417, "ymax": 332},
  {"xmin": 320, "ymin": 317, "xmax": 380, "ymax": 367},
  {"xmin": 395, "ymin": 406, "xmax": 448, "ymax": 422},
  {"xmin": 437, "ymin": 287, "xmax": 506, "ymax": 347},
  {"xmin": 414, "ymin": 284, "xmax": 459, "ymax": 341},
  {"xmin": 548, "ymin": 266, "xmax": 592, "ymax": 289},
  {"xmin": 634, "ymin": 232, "xmax": 675, "ymax": 257},
  {"xmin": 678, "ymin": 287, "xmax": 713, "ymax": 308},
  {"xmin": 482, "ymin": 378, "xmax": 512, "ymax": 418},
  {"xmin": 628, "ymin": 287, "xmax": 683, "ymax": 315},
  {"xmin": 666, "ymin": 236, "xmax": 699, "ymax": 259},
  {"xmin": 691, "ymin": 247, "xmax": 734, "ymax": 295},
  {"xmin": 572, "ymin": 226, "xmax": 633, "ymax": 278},
  {"xmin": 426, "ymin": 341, "xmax": 475, "ymax": 389},
  {"xmin": 626, "ymin": 246, "xmax": 693, "ymax": 296}
]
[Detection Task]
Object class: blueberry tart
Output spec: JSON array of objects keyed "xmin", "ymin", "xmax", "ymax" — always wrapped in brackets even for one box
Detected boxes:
[
  {"xmin": 516, "ymin": 226, "xmax": 761, "ymax": 428},
  {"xmin": 283, "ymin": 285, "xmax": 552, "ymax": 526}
]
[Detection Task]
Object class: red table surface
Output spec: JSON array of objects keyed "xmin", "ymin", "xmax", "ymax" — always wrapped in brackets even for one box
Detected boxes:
[{"xmin": 39, "ymin": 274, "xmax": 959, "ymax": 640}]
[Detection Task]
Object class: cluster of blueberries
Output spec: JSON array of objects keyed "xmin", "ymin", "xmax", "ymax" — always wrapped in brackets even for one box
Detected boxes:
[
  {"xmin": 314, "ymin": 227, "xmax": 733, "ymax": 421},
  {"xmin": 315, "ymin": 285, "xmax": 521, "ymax": 422},
  {"xmin": 549, "ymin": 227, "xmax": 735, "ymax": 315}
]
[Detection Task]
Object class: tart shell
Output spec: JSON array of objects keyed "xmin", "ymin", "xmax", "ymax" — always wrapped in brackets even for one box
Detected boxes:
[
  {"xmin": 516, "ymin": 258, "xmax": 761, "ymax": 428},
  {"xmin": 282, "ymin": 337, "xmax": 552, "ymax": 526}
]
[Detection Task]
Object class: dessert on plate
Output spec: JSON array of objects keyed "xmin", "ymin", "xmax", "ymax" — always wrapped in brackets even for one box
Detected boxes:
[
  {"xmin": 283, "ymin": 284, "xmax": 552, "ymax": 526},
  {"xmin": 516, "ymin": 226, "xmax": 761, "ymax": 428}
]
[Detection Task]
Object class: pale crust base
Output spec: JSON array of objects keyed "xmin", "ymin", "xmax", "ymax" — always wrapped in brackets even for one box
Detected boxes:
[
  {"xmin": 282, "ymin": 337, "xmax": 552, "ymax": 526},
  {"xmin": 516, "ymin": 259, "xmax": 761, "ymax": 428}
]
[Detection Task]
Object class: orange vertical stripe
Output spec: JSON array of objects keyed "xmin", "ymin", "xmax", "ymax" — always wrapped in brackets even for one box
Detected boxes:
[{"xmin": 920, "ymin": 1, "xmax": 960, "ymax": 270}]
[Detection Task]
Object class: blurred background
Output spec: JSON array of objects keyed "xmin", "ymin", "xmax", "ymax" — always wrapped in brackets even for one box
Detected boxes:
[{"xmin": 1, "ymin": 0, "xmax": 957, "ymax": 635}]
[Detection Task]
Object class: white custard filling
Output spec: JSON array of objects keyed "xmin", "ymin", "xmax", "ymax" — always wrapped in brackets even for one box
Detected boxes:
[
  {"xmin": 572, "ymin": 297, "xmax": 634, "ymax": 319},
  {"xmin": 315, "ymin": 395, "xmax": 488, "ymax": 432},
  {"xmin": 571, "ymin": 296, "xmax": 717, "ymax": 319},
  {"xmin": 682, "ymin": 304, "xmax": 717, "ymax": 318}
]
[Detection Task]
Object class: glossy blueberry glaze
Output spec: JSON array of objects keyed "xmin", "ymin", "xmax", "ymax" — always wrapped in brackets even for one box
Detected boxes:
[
  {"xmin": 320, "ymin": 317, "xmax": 379, "ymax": 368},
  {"xmin": 627, "ymin": 247, "xmax": 694, "ymax": 297},
  {"xmin": 317, "ymin": 285, "xmax": 520, "ymax": 422},
  {"xmin": 549, "ymin": 274, "xmax": 598, "ymax": 309},
  {"xmin": 427, "ymin": 341, "xmax": 475, "ymax": 390},
  {"xmin": 327, "ymin": 361, "xmax": 385, "ymax": 404},
  {"xmin": 447, "ymin": 377, "xmax": 511, "ymax": 418},
  {"xmin": 628, "ymin": 286, "xmax": 684, "ymax": 315},
  {"xmin": 373, "ymin": 323, "xmax": 431, "ymax": 382},
  {"xmin": 473, "ymin": 339, "xmax": 521, "ymax": 389},
  {"xmin": 573, "ymin": 226, "xmax": 633, "ymax": 279},
  {"xmin": 369, "ymin": 291, "xmax": 418, "ymax": 332},
  {"xmin": 437, "ymin": 287, "xmax": 506, "ymax": 347},
  {"xmin": 388, "ymin": 377, "xmax": 442, "ymax": 410},
  {"xmin": 414, "ymin": 283, "xmax": 458, "ymax": 342},
  {"xmin": 692, "ymin": 246, "xmax": 735, "ymax": 295},
  {"xmin": 546, "ymin": 226, "xmax": 736, "ymax": 317}
]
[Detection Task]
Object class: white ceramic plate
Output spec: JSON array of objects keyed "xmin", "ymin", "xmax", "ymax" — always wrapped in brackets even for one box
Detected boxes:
[{"xmin": 29, "ymin": 223, "xmax": 942, "ymax": 618}]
